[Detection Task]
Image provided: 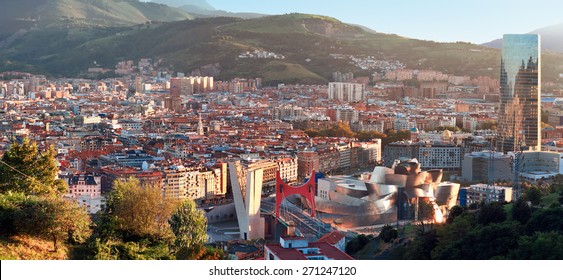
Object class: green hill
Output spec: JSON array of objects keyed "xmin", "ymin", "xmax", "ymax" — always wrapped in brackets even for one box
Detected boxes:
[
  {"xmin": 0, "ymin": 0, "xmax": 194, "ymax": 40},
  {"xmin": 1, "ymin": 13, "xmax": 563, "ymax": 86}
]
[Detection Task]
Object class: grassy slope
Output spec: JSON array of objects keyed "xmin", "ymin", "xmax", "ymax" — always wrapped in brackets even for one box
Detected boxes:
[
  {"xmin": 0, "ymin": 0, "xmax": 194, "ymax": 40},
  {"xmin": 0, "ymin": 235, "xmax": 69, "ymax": 260}
]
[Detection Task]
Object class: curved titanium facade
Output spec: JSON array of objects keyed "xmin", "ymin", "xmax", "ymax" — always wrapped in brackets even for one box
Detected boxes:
[{"xmin": 312, "ymin": 162, "xmax": 460, "ymax": 228}]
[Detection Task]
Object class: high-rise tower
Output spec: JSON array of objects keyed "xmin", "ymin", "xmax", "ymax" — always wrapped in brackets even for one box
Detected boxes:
[{"xmin": 497, "ymin": 34, "xmax": 541, "ymax": 152}]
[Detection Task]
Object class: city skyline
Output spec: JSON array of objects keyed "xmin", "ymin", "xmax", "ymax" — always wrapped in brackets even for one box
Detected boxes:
[{"xmin": 1, "ymin": 1, "xmax": 563, "ymax": 264}]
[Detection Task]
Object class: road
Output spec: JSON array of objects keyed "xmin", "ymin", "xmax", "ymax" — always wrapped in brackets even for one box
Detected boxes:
[{"xmin": 261, "ymin": 200, "xmax": 333, "ymax": 241}]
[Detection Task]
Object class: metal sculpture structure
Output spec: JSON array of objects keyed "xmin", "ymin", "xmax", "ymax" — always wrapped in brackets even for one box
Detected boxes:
[{"xmin": 276, "ymin": 170, "xmax": 316, "ymax": 218}]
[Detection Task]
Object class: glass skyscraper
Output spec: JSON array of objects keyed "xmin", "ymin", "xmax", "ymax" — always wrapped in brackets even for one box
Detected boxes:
[{"xmin": 497, "ymin": 34, "xmax": 541, "ymax": 152}]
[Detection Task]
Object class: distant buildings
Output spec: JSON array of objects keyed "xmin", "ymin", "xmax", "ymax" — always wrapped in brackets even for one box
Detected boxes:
[
  {"xmin": 461, "ymin": 151, "xmax": 513, "ymax": 182},
  {"xmin": 170, "ymin": 76, "xmax": 214, "ymax": 96},
  {"xmin": 167, "ymin": 76, "xmax": 214, "ymax": 111},
  {"xmin": 161, "ymin": 164, "xmax": 227, "ymax": 201},
  {"xmin": 332, "ymin": 71, "xmax": 354, "ymax": 82},
  {"xmin": 238, "ymin": 49, "xmax": 284, "ymax": 59},
  {"xmin": 497, "ymin": 34, "xmax": 541, "ymax": 152},
  {"xmin": 297, "ymin": 141, "xmax": 381, "ymax": 178},
  {"xmin": 297, "ymin": 149, "xmax": 320, "ymax": 178},
  {"xmin": 518, "ymin": 151, "xmax": 563, "ymax": 182},
  {"xmin": 383, "ymin": 141, "xmax": 461, "ymax": 171},
  {"xmin": 461, "ymin": 150, "xmax": 563, "ymax": 183},
  {"xmin": 460, "ymin": 184, "xmax": 513, "ymax": 206},
  {"xmin": 64, "ymin": 173, "xmax": 105, "ymax": 214},
  {"xmin": 327, "ymin": 82, "xmax": 364, "ymax": 102}
]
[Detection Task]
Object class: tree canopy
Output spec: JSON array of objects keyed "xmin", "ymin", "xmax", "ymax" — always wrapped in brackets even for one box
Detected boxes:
[
  {"xmin": 389, "ymin": 188, "xmax": 563, "ymax": 260},
  {"xmin": 379, "ymin": 224, "xmax": 398, "ymax": 243},
  {"xmin": 0, "ymin": 192, "xmax": 91, "ymax": 251},
  {"xmin": 89, "ymin": 178, "xmax": 226, "ymax": 260},
  {"xmin": 0, "ymin": 138, "xmax": 66, "ymax": 196},
  {"xmin": 169, "ymin": 200, "xmax": 208, "ymax": 259},
  {"xmin": 105, "ymin": 178, "xmax": 177, "ymax": 240}
]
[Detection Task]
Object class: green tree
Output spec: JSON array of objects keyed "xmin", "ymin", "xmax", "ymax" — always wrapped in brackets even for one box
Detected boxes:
[
  {"xmin": 477, "ymin": 202, "xmax": 506, "ymax": 226},
  {"xmin": 177, "ymin": 243, "xmax": 229, "ymax": 260},
  {"xmin": 477, "ymin": 120, "xmax": 497, "ymax": 130},
  {"xmin": 459, "ymin": 222, "xmax": 522, "ymax": 259},
  {"xmin": 525, "ymin": 207, "xmax": 563, "ymax": 234},
  {"xmin": 402, "ymin": 230, "xmax": 437, "ymax": 260},
  {"xmin": 0, "ymin": 138, "xmax": 66, "ymax": 195},
  {"xmin": 2, "ymin": 193, "xmax": 91, "ymax": 251},
  {"xmin": 379, "ymin": 224, "xmax": 398, "ymax": 243},
  {"xmin": 511, "ymin": 198, "xmax": 532, "ymax": 224},
  {"xmin": 436, "ymin": 126, "xmax": 460, "ymax": 132},
  {"xmin": 416, "ymin": 199, "xmax": 436, "ymax": 227},
  {"xmin": 332, "ymin": 122, "xmax": 356, "ymax": 138},
  {"xmin": 432, "ymin": 214, "xmax": 476, "ymax": 259},
  {"xmin": 106, "ymin": 178, "xmax": 177, "ymax": 240},
  {"xmin": 382, "ymin": 129, "xmax": 411, "ymax": 147},
  {"xmin": 508, "ymin": 232, "xmax": 563, "ymax": 259},
  {"xmin": 356, "ymin": 130, "xmax": 386, "ymax": 142},
  {"xmin": 524, "ymin": 187, "xmax": 542, "ymax": 206},
  {"xmin": 345, "ymin": 234, "xmax": 372, "ymax": 255},
  {"xmin": 89, "ymin": 178, "xmax": 179, "ymax": 260},
  {"xmin": 42, "ymin": 198, "xmax": 92, "ymax": 251},
  {"xmin": 446, "ymin": 205, "xmax": 464, "ymax": 224},
  {"xmin": 303, "ymin": 128, "xmax": 319, "ymax": 137},
  {"xmin": 169, "ymin": 200, "xmax": 208, "ymax": 259}
]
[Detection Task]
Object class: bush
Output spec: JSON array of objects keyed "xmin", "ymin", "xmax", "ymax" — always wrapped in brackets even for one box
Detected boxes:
[
  {"xmin": 446, "ymin": 206, "xmax": 464, "ymax": 224},
  {"xmin": 0, "ymin": 192, "xmax": 92, "ymax": 251},
  {"xmin": 379, "ymin": 224, "xmax": 398, "ymax": 243},
  {"xmin": 511, "ymin": 199, "xmax": 532, "ymax": 224},
  {"xmin": 477, "ymin": 202, "xmax": 506, "ymax": 226}
]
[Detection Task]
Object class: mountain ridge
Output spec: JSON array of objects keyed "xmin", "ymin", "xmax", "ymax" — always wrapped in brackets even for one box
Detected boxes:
[
  {"xmin": 1, "ymin": 13, "xmax": 562, "ymax": 86},
  {"xmin": 0, "ymin": 0, "xmax": 196, "ymax": 40},
  {"xmin": 482, "ymin": 22, "xmax": 563, "ymax": 53},
  {"xmin": 149, "ymin": 0, "xmax": 215, "ymax": 10}
]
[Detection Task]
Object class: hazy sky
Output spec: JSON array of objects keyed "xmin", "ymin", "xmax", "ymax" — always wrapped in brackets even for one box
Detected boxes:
[{"xmin": 206, "ymin": 0, "xmax": 563, "ymax": 44}]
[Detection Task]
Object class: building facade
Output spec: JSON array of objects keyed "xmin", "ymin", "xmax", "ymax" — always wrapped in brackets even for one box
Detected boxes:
[
  {"xmin": 460, "ymin": 184, "xmax": 513, "ymax": 206},
  {"xmin": 65, "ymin": 173, "xmax": 104, "ymax": 214},
  {"xmin": 327, "ymin": 82, "xmax": 364, "ymax": 102},
  {"xmin": 297, "ymin": 149, "xmax": 319, "ymax": 178},
  {"xmin": 498, "ymin": 34, "xmax": 541, "ymax": 152},
  {"xmin": 461, "ymin": 151, "xmax": 513, "ymax": 182}
]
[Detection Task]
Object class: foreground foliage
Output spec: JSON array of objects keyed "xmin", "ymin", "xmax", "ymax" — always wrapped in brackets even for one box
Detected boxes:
[
  {"xmin": 389, "ymin": 198, "xmax": 563, "ymax": 259},
  {"xmin": 88, "ymin": 178, "xmax": 226, "ymax": 260},
  {"xmin": 0, "ymin": 138, "xmax": 66, "ymax": 196}
]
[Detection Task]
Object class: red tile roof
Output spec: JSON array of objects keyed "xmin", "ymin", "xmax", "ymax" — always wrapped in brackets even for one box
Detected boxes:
[
  {"xmin": 265, "ymin": 241, "xmax": 353, "ymax": 260},
  {"xmin": 317, "ymin": 231, "xmax": 346, "ymax": 245}
]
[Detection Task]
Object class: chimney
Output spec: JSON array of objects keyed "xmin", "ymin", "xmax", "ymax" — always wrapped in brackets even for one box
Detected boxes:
[{"xmin": 287, "ymin": 221, "xmax": 296, "ymax": 237}]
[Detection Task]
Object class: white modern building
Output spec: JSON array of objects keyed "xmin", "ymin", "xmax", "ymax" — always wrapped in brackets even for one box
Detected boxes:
[
  {"xmin": 328, "ymin": 82, "xmax": 364, "ymax": 102},
  {"xmin": 460, "ymin": 184, "xmax": 513, "ymax": 205}
]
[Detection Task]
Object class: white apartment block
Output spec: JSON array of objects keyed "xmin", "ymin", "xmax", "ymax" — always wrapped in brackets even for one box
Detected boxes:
[{"xmin": 328, "ymin": 82, "xmax": 364, "ymax": 102}]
